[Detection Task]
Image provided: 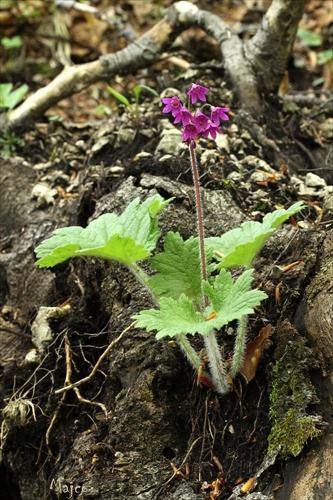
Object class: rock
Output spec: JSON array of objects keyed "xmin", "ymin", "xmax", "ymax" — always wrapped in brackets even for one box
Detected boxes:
[
  {"xmin": 91, "ymin": 135, "xmax": 113, "ymax": 153},
  {"xmin": 228, "ymin": 171, "xmax": 242, "ymax": 182},
  {"xmin": 298, "ymin": 182, "xmax": 317, "ymax": 197},
  {"xmin": 135, "ymin": 152, "xmax": 153, "ymax": 159},
  {"xmin": 114, "ymin": 129, "xmax": 135, "ymax": 149},
  {"xmin": 31, "ymin": 305, "xmax": 72, "ymax": 355},
  {"xmin": 156, "ymin": 120, "xmax": 182, "ymax": 155},
  {"xmin": 250, "ymin": 171, "xmax": 270, "ymax": 183},
  {"xmin": 31, "ymin": 182, "xmax": 57, "ymax": 207},
  {"xmin": 166, "ymin": 483, "xmax": 202, "ymax": 499},
  {"xmin": 215, "ymin": 133, "xmax": 229, "ymax": 152},
  {"xmin": 323, "ymin": 192, "xmax": 333, "ymax": 220},
  {"xmin": 240, "ymin": 156, "xmax": 276, "ymax": 173},
  {"xmin": 24, "ymin": 349, "xmax": 39, "ymax": 364},
  {"xmin": 159, "ymin": 154, "xmax": 174, "ymax": 162},
  {"xmin": 200, "ymin": 149, "xmax": 219, "ymax": 166},
  {"xmin": 305, "ymin": 172, "xmax": 327, "ymax": 188}
]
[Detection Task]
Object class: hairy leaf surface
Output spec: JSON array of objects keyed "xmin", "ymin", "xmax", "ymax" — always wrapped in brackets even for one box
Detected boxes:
[
  {"xmin": 35, "ymin": 195, "xmax": 171, "ymax": 268},
  {"xmin": 134, "ymin": 269, "xmax": 267, "ymax": 339},
  {"xmin": 206, "ymin": 202, "xmax": 304, "ymax": 269}
]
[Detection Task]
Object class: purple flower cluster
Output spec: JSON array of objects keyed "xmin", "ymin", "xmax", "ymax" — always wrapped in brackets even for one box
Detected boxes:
[{"xmin": 162, "ymin": 84, "xmax": 230, "ymax": 147}]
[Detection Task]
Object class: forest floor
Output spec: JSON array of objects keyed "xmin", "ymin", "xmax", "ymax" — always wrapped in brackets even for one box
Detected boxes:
[{"xmin": 0, "ymin": 1, "xmax": 332, "ymax": 499}]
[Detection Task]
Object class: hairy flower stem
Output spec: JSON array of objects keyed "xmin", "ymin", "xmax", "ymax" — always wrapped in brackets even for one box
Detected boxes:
[
  {"xmin": 189, "ymin": 144, "xmax": 229, "ymax": 389},
  {"xmin": 189, "ymin": 144, "xmax": 208, "ymax": 307},
  {"xmin": 229, "ymin": 315, "xmax": 248, "ymax": 378},
  {"xmin": 204, "ymin": 330, "xmax": 230, "ymax": 395},
  {"xmin": 130, "ymin": 263, "xmax": 203, "ymax": 373}
]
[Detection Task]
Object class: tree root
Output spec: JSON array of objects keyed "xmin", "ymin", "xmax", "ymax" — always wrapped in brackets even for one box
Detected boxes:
[{"xmin": 54, "ymin": 321, "xmax": 135, "ymax": 396}]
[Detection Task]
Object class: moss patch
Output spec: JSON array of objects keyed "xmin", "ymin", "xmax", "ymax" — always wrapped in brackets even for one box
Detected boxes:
[{"xmin": 268, "ymin": 339, "xmax": 323, "ymax": 458}]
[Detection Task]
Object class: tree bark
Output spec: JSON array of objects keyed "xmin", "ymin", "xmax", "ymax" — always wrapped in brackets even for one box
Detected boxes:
[
  {"xmin": 246, "ymin": 0, "xmax": 307, "ymax": 94},
  {"xmin": 303, "ymin": 231, "xmax": 333, "ymax": 368},
  {"xmin": 7, "ymin": 0, "xmax": 306, "ymax": 130}
]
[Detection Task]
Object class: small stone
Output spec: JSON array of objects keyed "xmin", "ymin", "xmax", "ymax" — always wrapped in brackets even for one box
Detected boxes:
[
  {"xmin": 215, "ymin": 133, "xmax": 229, "ymax": 152},
  {"xmin": 159, "ymin": 154, "xmax": 173, "ymax": 162},
  {"xmin": 69, "ymin": 160, "xmax": 81, "ymax": 169},
  {"xmin": 31, "ymin": 305, "xmax": 72, "ymax": 355},
  {"xmin": 227, "ymin": 171, "xmax": 242, "ymax": 182},
  {"xmin": 250, "ymin": 171, "xmax": 269, "ymax": 183},
  {"xmin": 140, "ymin": 128, "xmax": 155, "ymax": 138},
  {"xmin": 31, "ymin": 183, "xmax": 56, "ymax": 206},
  {"xmin": 156, "ymin": 130, "xmax": 182, "ymax": 155},
  {"xmin": 251, "ymin": 189, "xmax": 269, "ymax": 201},
  {"xmin": 305, "ymin": 172, "xmax": 327, "ymax": 188},
  {"xmin": 290, "ymin": 176, "xmax": 302, "ymax": 187},
  {"xmin": 135, "ymin": 152, "xmax": 152, "ymax": 159},
  {"xmin": 91, "ymin": 136, "xmax": 112, "ymax": 153},
  {"xmin": 241, "ymin": 156, "xmax": 276, "ymax": 173},
  {"xmin": 322, "ymin": 192, "xmax": 333, "ymax": 220},
  {"xmin": 298, "ymin": 183, "xmax": 317, "ymax": 197},
  {"xmin": 114, "ymin": 129, "xmax": 134, "ymax": 149},
  {"xmin": 25, "ymin": 349, "xmax": 39, "ymax": 364},
  {"xmin": 75, "ymin": 139, "xmax": 87, "ymax": 150},
  {"xmin": 201, "ymin": 149, "xmax": 219, "ymax": 166},
  {"xmin": 33, "ymin": 161, "xmax": 53, "ymax": 170}
]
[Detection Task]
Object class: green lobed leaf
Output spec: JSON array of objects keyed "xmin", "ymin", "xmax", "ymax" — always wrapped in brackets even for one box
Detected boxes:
[
  {"xmin": 262, "ymin": 201, "xmax": 304, "ymax": 228},
  {"xmin": 206, "ymin": 202, "xmax": 304, "ymax": 269},
  {"xmin": 134, "ymin": 294, "xmax": 205, "ymax": 339},
  {"xmin": 134, "ymin": 269, "xmax": 267, "ymax": 339},
  {"xmin": 202, "ymin": 269, "xmax": 267, "ymax": 326},
  {"xmin": 35, "ymin": 195, "xmax": 171, "ymax": 268},
  {"xmin": 148, "ymin": 232, "xmax": 203, "ymax": 304}
]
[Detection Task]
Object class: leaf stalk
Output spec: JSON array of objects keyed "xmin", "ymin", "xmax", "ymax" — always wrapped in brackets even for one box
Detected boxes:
[{"xmin": 204, "ymin": 329, "xmax": 230, "ymax": 395}]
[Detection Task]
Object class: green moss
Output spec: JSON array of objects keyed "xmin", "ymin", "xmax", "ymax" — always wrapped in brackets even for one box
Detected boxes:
[{"xmin": 268, "ymin": 340, "xmax": 323, "ymax": 459}]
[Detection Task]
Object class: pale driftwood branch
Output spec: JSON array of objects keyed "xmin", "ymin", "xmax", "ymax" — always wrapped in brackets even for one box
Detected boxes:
[
  {"xmin": 8, "ymin": 60, "xmax": 104, "ymax": 130},
  {"xmin": 8, "ymin": 0, "xmax": 306, "ymax": 130}
]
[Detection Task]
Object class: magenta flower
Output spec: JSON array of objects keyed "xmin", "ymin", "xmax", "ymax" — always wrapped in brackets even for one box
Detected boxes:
[
  {"xmin": 173, "ymin": 107, "xmax": 195, "ymax": 126},
  {"xmin": 161, "ymin": 85, "xmax": 230, "ymax": 148},
  {"xmin": 162, "ymin": 96, "xmax": 182, "ymax": 117},
  {"xmin": 210, "ymin": 107, "xmax": 230, "ymax": 125},
  {"xmin": 182, "ymin": 122, "xmax": 199, "ymax": 142},
  {"xmin": 187, "ymin": 84, "xmax": 210, "ymax": 104},
  {"xmin": 202, "ymin": 122, "xmax": 222, "ymax": 139},
  {"xmin": 195, "ymin": 111, "xmax": 210, "ymax": 132}
]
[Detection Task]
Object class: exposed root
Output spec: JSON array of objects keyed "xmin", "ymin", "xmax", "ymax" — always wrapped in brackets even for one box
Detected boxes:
[{"xmin": 54, "ymin": 321, "xmax": 136, "ymax": 396}]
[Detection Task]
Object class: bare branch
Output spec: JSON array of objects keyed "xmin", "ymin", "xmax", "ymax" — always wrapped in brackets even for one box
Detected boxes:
[
  {"xmin": 7, "ymin": 4, "xmax": 186, "ymax": 130},
  {"xmin": 7, "ymin": 0, "xmax": 306, "ymax": 129},
  {"xmin": 6, "ymin": 2, "xmax": 235, "ymax": 130},
  {"xmin": 246, "ymin": 0, "xmax": 307, "ymax": 93}
]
